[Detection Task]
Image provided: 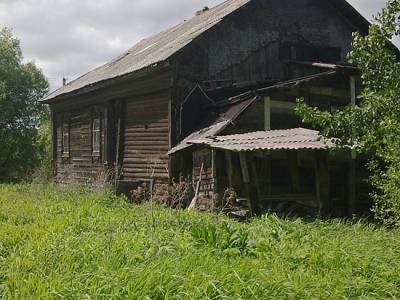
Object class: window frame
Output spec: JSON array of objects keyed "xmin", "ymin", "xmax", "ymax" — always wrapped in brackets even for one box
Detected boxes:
[
  {"xmin": 91, "ymin": 111, "xmax": 102, "ymax": 157},
  {"xmin": 61, "ymin": 115, "xmax": 70, "ymax": 157}
]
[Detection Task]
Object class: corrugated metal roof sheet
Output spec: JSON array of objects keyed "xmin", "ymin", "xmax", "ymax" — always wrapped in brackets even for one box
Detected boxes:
[
  {"xmin": 168, "ymin": 95, "xmax": 259, "ymax": 154},
  {"xmin": 191, "ymin": 128, "xmax": 335, "ymax": 152},
  {"xmin": 43, "ymin": 0, "xmax": 251, "ymax": 101},
  {"xmin": 168, "ymin": 120, "xmax": 230, "ymax": 155}
]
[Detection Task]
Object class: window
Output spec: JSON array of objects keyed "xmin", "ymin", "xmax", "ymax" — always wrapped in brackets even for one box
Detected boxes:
[
  {"xmin": 280, "ymin": 43, "xmax": 341, "ymax": 63},
  {"xmin": 62, "ymin": 119, "xmax": 70, "ymax": 155},
  {"xmin": 92, "ymin": 115, "xmax": 101, "ymax": 154}
]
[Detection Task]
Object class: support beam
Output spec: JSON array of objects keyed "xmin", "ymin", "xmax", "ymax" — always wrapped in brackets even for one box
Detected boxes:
[
  {"xmin": 103, "ymin": 102, "xmax": 111, "ymax": 166},
  {"xmin": 350, "ymin": 75, "xmax": 357, "ymax": 160},
  {"xmin": 289, "ymin": 151, "xmax": 300, "ymax": 194},
  {"xmin": 51, "ymin": 109, "xmax": 57, "ymax": 179},
  {"xmin": 239, "ymin": 152, "xmax": 250, "ymax": 183},
  {"xmin": 348, "ymin": 153, "xmax": 357, "ymax": 216},
  {"xmin": 239, "ymin": 152, "xmax": 253, "ymax": 213},
  {"xmin": 225, "ymin": 151, "xmax": 233, "ymax": 187},
  {"xmin": 212, "ymin": 149, "xmax": 218, "ymax": 193},
  {"xmin": 250, "ymin": 154, "xmax": 263, "ymax": 211},
  {"xmin": 314, "ymin": 151, "xmax": 330, "ymax": 215},
  {"xmin": 115, "ymin": 100, "xmax": 125, "ymax": 183},
  {"xmin": 348, "ymin": 75, "xmax": 357, "ymax": 215},
  {"xmin": 264, "ymin": 96, "xmax": 271, "ymax": 131}
]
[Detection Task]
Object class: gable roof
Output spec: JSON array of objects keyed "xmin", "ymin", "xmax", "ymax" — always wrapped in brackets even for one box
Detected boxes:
[
  {"xmin": 42, "ymin": 0, "xmax": 251, "ymax": 102},
  {"xmin": 43, "ymin": 0, "xmax": 375, "ymax": 103}
]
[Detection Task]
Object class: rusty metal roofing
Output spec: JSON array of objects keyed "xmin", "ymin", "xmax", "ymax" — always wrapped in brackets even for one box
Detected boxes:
[
  {"xmin": 191, "ymin": 128, "xmax": 335, "ymax": 152},
  {"xmin": 43, "ymin": 0, "xmax": 251, "ymax": 102}
]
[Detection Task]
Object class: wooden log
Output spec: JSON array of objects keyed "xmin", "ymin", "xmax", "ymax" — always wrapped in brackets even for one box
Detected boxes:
[
  {"xmin": 250, "ymin": 154, "xmax": 262, "ymax": 211},
  {"xmin": 289, "ymin": 151, "xmax": 300, "ymax": 194},
  {"xmin": 189, "ymin": 163, "xmax": 204, "ymax": 210},
  {"xmin": 115, "ymin": 101, "xmax": 125, "ymax": 182},
  {"xmin": 212, "ymin": 149, "xmax": 218, "ymax": 193},
  {"xmin": 314, "ymin": 151, "xmax": 330, "ymax": 215},
  {"xmin": 264, "ymin": 96, "xmax": 271, "ymax": 131},
  {"xmin": 225, "ymin": 151, "xmax": 233, "ymax": 187},
  {"xmin": 348, "ymin": 153, "xmax": 356, "ymax": 216},
  {"xmin": 239, "ymin": 152, "xmax": 253, "ymax": 214}
]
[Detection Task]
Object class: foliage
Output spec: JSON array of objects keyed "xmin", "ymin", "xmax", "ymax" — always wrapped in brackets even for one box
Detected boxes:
[
  {"xmin": 296, "ymin": 0, "xmax": 400, "ymax": 226},
  {"xmin": 30, "ymin": 117, "xmax": 53, "ymax": 183},
  {"xmin": 0, "ymin": 184, "xmax": 400, "ymax": 299},
  {"xmin": 0, "ymin": 27, "xmax": 49, "ymax": 182}
]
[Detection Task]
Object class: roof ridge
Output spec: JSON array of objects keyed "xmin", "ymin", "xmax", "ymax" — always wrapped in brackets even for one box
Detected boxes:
[{"xmin": 43, "ymin": 0, "xmax": 252, "ymax": 102}]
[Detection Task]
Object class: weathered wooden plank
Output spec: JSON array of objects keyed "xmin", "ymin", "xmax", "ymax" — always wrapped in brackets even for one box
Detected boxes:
[{"xmin": 122, "ymin": 91, "xmax": 170, "ymax": 182}]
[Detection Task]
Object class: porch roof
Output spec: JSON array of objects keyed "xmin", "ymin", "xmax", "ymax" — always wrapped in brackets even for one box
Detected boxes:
[
  {"xmin": 189, "ymin": 128, "xmax": 336, "ymax": 152},
  {"xmin": 168, "ymin": 95, "xmax": 260, "ymax": 155}
]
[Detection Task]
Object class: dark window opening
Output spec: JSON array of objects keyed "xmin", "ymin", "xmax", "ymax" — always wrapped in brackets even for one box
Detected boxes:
[
  {"xmin": 280, "ymin": 43, "xmax": 341, "ymax": 63},
  {"xmin": 308, "ymin": 94, "xmax": 348, "ymax": 113}
]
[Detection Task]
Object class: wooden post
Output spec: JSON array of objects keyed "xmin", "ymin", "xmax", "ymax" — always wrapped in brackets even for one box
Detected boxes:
[
  {"xmin": 350, "ymin": 75, "xmax": 357, "ymax": 160},
  {"xmin": 264, "ymin": 96, "xmax": 271, "ymax": 131},
  {"xmin": 348, "ymin": 153, "xmax": 357, "ymax": 216},
  {"xmin": 250, "ymin": 154, "xmax": 263, "ymax": 210},
  {"xmin": 289, "ymin": 151, "xmax": 300, "ymax": 194},
  {"xmin": 51, "ymin": 109, "xmax": 58, "ymax": 179},
  {"xmin": 212, "ymin": 149, "xmax": 218, "ymax": 194},
  {"xmin": 103, "ymin": 103, "xmax": 110, "ymax": 166},
  {"xmin": 239, "ymin": 153, "xmax": 250, "ymax": 183},
  {"xmin": 348, "ymin": 76, "xmax": 357, "ymax": 215},
  {"xmin": 115, "ymin": 101, "xmax": 125, "ymax": 183},
  {"xmin": 314, "ymin": 151, "xmax": 330, "ymax": 215},
  {"xmin": 225, "ymin": 151, "xmax": 233, "ymax": 187},
  {"xmin": 239, "ymin": 152, "xmax": 254, "ymax": 213}
]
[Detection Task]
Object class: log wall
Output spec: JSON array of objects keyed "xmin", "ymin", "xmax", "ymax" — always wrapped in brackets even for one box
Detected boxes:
[
  {"xmin": 55, "ymin": 107, "xmax": 105, "ymax": 183},
  {"xmin": 122, "ymin": 92, "xmax": 170, "ymax": 183}
]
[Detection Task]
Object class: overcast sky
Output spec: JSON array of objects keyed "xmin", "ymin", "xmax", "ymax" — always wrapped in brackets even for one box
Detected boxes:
[{"xmin": 0, "ymin": 0, "xmax": 391, "ymax": 90}]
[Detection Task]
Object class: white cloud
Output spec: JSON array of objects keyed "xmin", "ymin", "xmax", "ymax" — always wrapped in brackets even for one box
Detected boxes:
[{"xmin": 0, "ymin": 0, "xmax": 392, "ymax": 90}]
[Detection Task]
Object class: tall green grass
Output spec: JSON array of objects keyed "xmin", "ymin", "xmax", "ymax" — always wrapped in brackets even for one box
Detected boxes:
[{"xmin": 0, "ymin": 184, "xmax": 399, "ymax": 299}]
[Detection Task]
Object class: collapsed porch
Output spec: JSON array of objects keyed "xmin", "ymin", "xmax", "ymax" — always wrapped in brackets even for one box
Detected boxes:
[
  {"xmin": 186, "ymin": 128, "xmax": 351, "ymax": 216},
  {"xmin": 169, "ymin": 69, "xmax": 370, "ymax": 216}
]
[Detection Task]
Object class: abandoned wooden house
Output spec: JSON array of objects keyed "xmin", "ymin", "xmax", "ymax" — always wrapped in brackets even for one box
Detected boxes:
[{"xmin": 41, "ymin": 0, "xmax": 398, "ymax": 216}]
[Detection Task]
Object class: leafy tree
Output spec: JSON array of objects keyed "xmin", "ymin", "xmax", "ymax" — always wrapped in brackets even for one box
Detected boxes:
[
  {"xmin": 296, "ymin": 0, "xmax": 400, "ymax": 226},
  {"xmin": 0, "ymin": 27, "xmax": 49, "ymax": 182}
]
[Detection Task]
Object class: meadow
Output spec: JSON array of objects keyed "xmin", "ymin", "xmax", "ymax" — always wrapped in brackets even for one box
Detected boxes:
[{"xmin": 0, "ymin": 184, "xmax": 399, "ymax": 299}]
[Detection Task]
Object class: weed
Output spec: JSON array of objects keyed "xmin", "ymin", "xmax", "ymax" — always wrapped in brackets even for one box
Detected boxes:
[{"xmin": 0, "ymin": 184, "xmax": 399, "ymax": 299}]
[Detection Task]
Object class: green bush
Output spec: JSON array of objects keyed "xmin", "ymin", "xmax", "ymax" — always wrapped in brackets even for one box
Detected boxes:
[
  {"xmin": 0, "ymin": 28, "xmax": 49, "ymax": 182},
  {"xmin": 295, "ymin": 1, "xmax": 400, "ymax": 226}
]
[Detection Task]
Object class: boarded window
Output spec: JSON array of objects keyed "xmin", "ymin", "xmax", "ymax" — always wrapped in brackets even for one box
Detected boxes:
[
  {"xmin": 62, "ymin": 119, "xmax": 70, "ymax": 155},
  {"xmin": 92, "ymin": 115, "xmax": 101, "ymax": 154}
]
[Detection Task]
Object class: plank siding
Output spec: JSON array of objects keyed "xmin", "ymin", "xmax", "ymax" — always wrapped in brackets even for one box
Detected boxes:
[{"xmin": 122, "ymin": 92, "xmax": 170, "ymax": 182}]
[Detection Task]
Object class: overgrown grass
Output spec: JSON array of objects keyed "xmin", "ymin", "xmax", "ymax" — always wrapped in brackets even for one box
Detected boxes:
[{"xmin": 0, "ymin": 184, "xmax": 399, "ymax": 299}]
